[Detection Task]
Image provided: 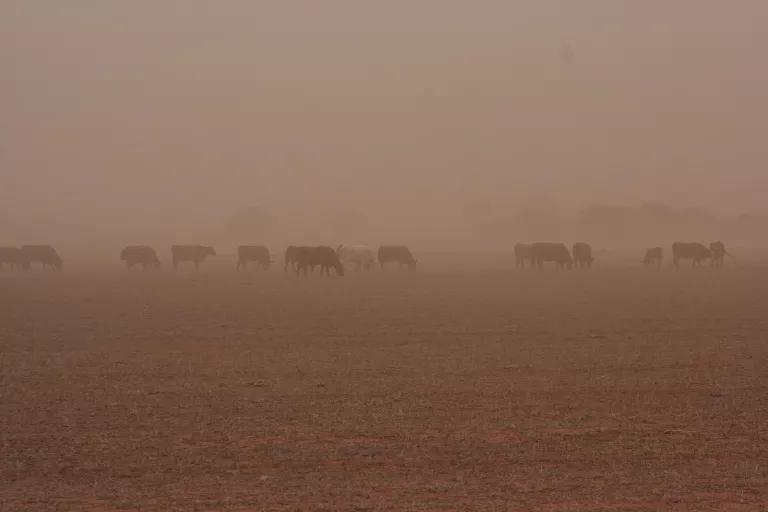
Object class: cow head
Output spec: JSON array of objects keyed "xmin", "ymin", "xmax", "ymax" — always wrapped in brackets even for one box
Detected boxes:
[{"xmin": 205, "ymin": 246, "xmax": 216, "ymax": 256}]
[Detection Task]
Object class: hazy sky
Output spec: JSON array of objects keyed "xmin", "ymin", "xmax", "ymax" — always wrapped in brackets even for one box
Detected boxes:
[{"xmin": 3, "ymin": 1, "xmax": 768, "ymax": 244}]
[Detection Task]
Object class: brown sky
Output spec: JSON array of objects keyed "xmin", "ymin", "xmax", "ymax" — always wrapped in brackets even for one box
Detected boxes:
[{"xmin": 3, "ymin": 1, "xmax": 768, "ymax": 247}]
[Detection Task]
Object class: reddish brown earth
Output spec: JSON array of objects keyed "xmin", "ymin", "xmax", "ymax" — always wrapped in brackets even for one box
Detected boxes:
[{"xmin": 2, "ymin": 256, "xmax": 767, "ymax": 510}]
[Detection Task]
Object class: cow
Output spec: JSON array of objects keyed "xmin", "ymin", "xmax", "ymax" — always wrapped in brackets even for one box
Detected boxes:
[
  {"xmin": 672, "ymin": 242, "xmax": 711, "ymax": 268},
  {"xmin": 284, "ymin": 245, "xmax": 313, "ymax": 273},
  {"xmin": 237, "ymin": 245, "xmax": 271, "ymax": 270},
  {"xmin": 121, "ymin": 246, "xmax": 161, "ymax": 271},
  {"xmin": 0, "ymin": 247, "xmax": 22, "ymax": 271},
  {"xmin": 337, "ymin": 244, "xmax": 376, "ymax": 272},
  {"xmin": 19, "ymin": 245, "xmax": 63, "ymax": 271},
  {"xmin": 572, "ymin": 242, "xmax": 594, "ymax": 269},
  {"xmin": 709, "ymin": 241, "xmax": 729, "ymax": 268},
  {"xmin": 295, "ymin": 246, "xmax": 344, "ymax": 277},
  {"xmin": 377, "ymin": 246, "xmax": 416, "ymax": 270},
  {"xmin": 171, "ymin": 245, "xmax": 215, "ymax": 270},
  {"xmin": 530, "ymin": 242, "xmax": 572, "ymax": 270},
  {"xmin": 643, "ymin": 247, "xmax": 663, "ymax": 269},
  {"xmin": 514, "ymin": 243, "xmax": 532, "ymax": 268}
]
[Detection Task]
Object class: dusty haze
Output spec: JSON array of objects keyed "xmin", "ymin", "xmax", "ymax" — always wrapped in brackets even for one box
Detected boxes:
[{"xmin": 4, "ymin": 2, "xmax": 768, "ymax": 252}]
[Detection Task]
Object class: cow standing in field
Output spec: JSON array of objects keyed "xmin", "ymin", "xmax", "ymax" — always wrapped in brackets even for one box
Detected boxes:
[
  {"xmin": 237, "ymin": 245, "xmax": 271, "ymax": 270},
  {"xmin": 672, "ymin": 242, "xmax": 711, "ymax": 268},
  {"xmin": 514, "ymin": 243, "xmax": 532, "ymax": 268},
  {"xmin": 643, "ymin": 247, "xmax": 663, "ymax": 269},
  {"xmin": 284, "ymin": 245, "xmax": 312, "ymax": 273},
  {"xmin": 0, "ymin": 247, "xmax": 22, "ymax": 271},
  {"xmin": 709, "ymin": 241, "xmax": 728, "ymax": 268},
  {"xmin": 296, "ymin": 246, "xmax": 344, "ymax": 277},
  {"xmin": 121, "ymin": 246, "xmax": 161, "ymax": 271},
  {"xmin": 171, "ymin": 245, "xmax": 215, "ymax": 270},
  {"xmin": 19, "ymin": 245, "xmax": 63, "ymax": 271},
  {"xmin": 337, "ymin": 244, "xmax": 375, "ymax": 272},
  {"xmin": 530, "ymin": 242, "xmax": 572, "ymax": 270},
  {"xmin": 377, "ymin": 246, "xmax": 417, "ymax": 270},
  {"xmin": 572, "ymin": 242, "xmax": 594, "ymax": 269}
]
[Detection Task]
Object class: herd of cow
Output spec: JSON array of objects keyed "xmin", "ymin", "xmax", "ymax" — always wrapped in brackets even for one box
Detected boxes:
[
  {"xmin": 0, "ymin": 241, "xmax": 729, "ymax": 274},
  {"xmin": 513, "ymin": 241, "xmax": 729, "ymax": 269},
  {"xmin": 0, "ymin": 244, "xmax": 417, "ymax": 275}
]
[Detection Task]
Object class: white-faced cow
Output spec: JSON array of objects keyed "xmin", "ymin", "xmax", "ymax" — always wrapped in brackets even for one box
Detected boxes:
[
  {"xmin": 530, "ymin": 242, "xmax": 572, "ymax": 270},
  {"xmin": 237, "ymin": 245, "xmax": 271, "ymax": 271},
  {"xmin": 337, "ymin": 244, "xmax": 375, "ymax": 272},
  {"xmin": 295, "ymin": 246, "xmax": 344, "ymax": 277},
  {"xmin": 171, "ymin": 245, "xmax": 215, "ymax": 270},
  {"xmin": 0, "ymin": 247, "xmax": 23, "ymax": 271},
  {"xmin": 19, "ymin": 245, "xmax": 63, "ymax": 271},
  {"xmin": 514, "ymin": 243, "xmax": 533, "ymax": 268},
  {"xmin": 672, "ymin": 242, "xmax": 711, "ymax": 268},
  {"xmin": 709, "ymin": 241, "xmax": 728, "ymax": 268},
  {"xmin": 121, "ymin": 246, "xmax": 161, "ymax": 271},
  {"xmin": 643, "ymin": 247, "xmax": 663, "ymax": 269},
  {"xmin": 377, "ymin": 246, "xmax": 416, "ymax": 270}
]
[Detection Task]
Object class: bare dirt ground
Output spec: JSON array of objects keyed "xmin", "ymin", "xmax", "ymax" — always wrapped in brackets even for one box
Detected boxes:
[{"xmin": 2, "ymin": 255, "xmax": 767, "ymax": 511}]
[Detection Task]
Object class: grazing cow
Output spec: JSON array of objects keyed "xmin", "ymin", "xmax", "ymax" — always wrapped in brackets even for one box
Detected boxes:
[
  {"xmin": 284, "ymin": 245, "xmax": 312, "ymax": 273},
  {"xmin": 237, "ymin": 245, "xmax": 271, "ymax": 270},
  {"xmin": 530, "ymin": 242, "xmax": 572, "ymax": 270},
  {"xmin": 643, "ymin": 247, "xmax": 663, "ymax": 269},
  {"xmin": 296, "ymin": 246, "xmax": 344, "ymax": 277},
  {"xmin": 121, "ymin": 246, "xmax": 161, "ymax": 271},
  {"xmin": 709, "ymin": 241, "xmax": 728, "ymax": 268},
  {"xmin": 337, "ymin": 244, "xmax": 375, "ymax": 272},
  {"xmin": 672, "ymin": 242, "xmax": 711, "ymax": 268},
  {"xmin": 19, "ymin": 245, "xmax": 63, "ymax": 271},
  {"xmin": 377, "ymin": 246, "xmax": 417, "ymax": 270},
  {"xmin": 171, "ymin": 245, "xmax": 215, "ymax": 270},
  {"xmin": 572, "ymin": 242, "xmax": 594, "ymax": 269},
  {"xmin": 0, "ymin": 247, "xmax": 22, "ymax": 271},
  {"xmin": 514, "ymin": 243, "xmax": 533, "ymax": 268}
]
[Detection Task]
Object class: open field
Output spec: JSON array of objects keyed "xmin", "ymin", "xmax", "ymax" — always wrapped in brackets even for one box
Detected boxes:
[{"xmin": 2, "ymin": 256, "xmax": 767, "ymax": 511}]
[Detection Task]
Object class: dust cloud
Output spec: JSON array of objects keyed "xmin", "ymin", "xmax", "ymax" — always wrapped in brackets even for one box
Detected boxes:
[{"xmin": 4, "ymin": 2, "xmax": 768, "ymax": 254}]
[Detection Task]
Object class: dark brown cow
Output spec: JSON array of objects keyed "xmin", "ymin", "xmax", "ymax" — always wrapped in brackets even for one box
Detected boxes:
[
  {"xmin": 643, "ymin": 247, "xmax": 663, "ymax": 269},
  {"xmin": 284, "ymin": 245, "xmax": 312, "ymax": 273},
  {"xmin": 0, "ymin": 247, "xmax": 22, "ymax": 271},
  {"xmin": 377, "ymin": 246, "xmax": 416, "ymax": 270},
  {"xmin": 672, "ymin": 242, "xmax": 711, "ymax": 268},
  {"xmin": 237, "ymin": 245, "xmax": 271, "ymax": 270},
  {"xmin": 514, "ymin": 243, "xmax": 532, "ymax": 268},
  {"xmin": 121, "ymin": 246, "xmax": 161, "ymax": 271},
  {"xmin": 709, "ymin": 241, "xmax": 728, "ymax": 268},
  {"xmin": 295, "ymin": 246, "xmax": 344, "ymax": 277},
  {"xmin": 19, "ymin": 245, "xmax": 63, "ymax": 271},
  {"xmin": 171, "ymin": 245, "xmax": 215, "ymax": 270},
  {"xmin": 530, "ymin": 242, "xmax": 572, "ymax": 270},
  {"xmin": 572, "ymin": 242, "xmax": 594, "ymax": 269}
]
